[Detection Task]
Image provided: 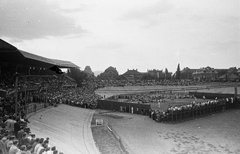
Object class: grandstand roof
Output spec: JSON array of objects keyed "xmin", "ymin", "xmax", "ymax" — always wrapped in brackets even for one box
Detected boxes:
[{"xmin": 0, "ymin": 39, "xmax": 79, "ymax": 68}]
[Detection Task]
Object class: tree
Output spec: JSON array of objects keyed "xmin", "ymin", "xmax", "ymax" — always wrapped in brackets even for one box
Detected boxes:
[
  {"xmin": 176, "ymin": 63, "xmax": 181, "ymax": 80},
  {"xmin": 165, "ymin": 68, "xmax": 169, "ymax": 79},
  {"xmin": 141, "ymin": 73, "xmax": 155, "ymax": 81},
  {"xmin": 67, "ymin": 68, "xmax": 88, "ymax": 87}
]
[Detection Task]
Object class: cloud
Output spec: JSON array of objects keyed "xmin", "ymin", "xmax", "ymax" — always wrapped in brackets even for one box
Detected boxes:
[
  {"xmin": 87, "ymin": 42, "xmax": 124, "ymax": 50},
  {"xmin": 121, "ymin": 0, "xmax": 174, "ymax": 21},
  {"xmin": 0, "ymin": 0, "xmax": 87, "ymax": 41},
  {"xmin": 60, "ymin": 4, "xmax": 87, "ymax": 13}
]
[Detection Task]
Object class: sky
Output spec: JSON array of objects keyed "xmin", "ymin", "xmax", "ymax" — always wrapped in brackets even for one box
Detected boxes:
[{"xmin": 0, "ymin": 0, "xmax": 239, "ymax": 74}]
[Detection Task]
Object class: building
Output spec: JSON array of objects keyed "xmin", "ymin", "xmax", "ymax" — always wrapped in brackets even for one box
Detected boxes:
[
  {"xmin": 123, "ymin": 69, "xmax": 143, "ymax": 81},
  {"xmin": 180, "ymin": 67, "xmax": 198, "ymax": 79},
  {"xmin": 97, "ymin": 66, "xmax": 119, "ymax": 80},
  {"xmin": 237, "ymin": 68, "xmax": 240, "ymax": 77},
  {"xmin": 147, "ymin": 69, "xmax": 165, "ymax": 79},
  {"xmin": 192, "ymin": 66, "xmax": 218, "ymax": 81}
]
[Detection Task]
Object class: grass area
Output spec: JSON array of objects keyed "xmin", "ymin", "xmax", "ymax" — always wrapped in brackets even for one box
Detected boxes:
[{"xmin": 91, "ymin": 113, "xmax": 128, "ymax": 154}]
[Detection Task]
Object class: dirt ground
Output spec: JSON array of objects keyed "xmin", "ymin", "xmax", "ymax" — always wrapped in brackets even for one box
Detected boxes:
[{"xmin": 92, "ymin": 109, "xmax": 240, "ymax": 154}]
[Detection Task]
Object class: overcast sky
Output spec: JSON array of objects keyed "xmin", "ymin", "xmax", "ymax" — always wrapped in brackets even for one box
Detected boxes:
[{"xmin": 0, "ymin": 0, "xmax": 239, "ymax": 74}]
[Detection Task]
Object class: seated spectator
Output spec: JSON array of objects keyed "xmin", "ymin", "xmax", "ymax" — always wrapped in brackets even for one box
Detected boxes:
[
  {"xmin": 8, "ymin": 140, "xmax": 19, "ymax": 154},
  {"xmin": 34, "ymin": 138, "xmax": 44, "ymax": 154},
  {"xmin": 37, "ymin": 143, "xmax": 48, "ymax": 154},
  {"xmin": 0, "ymin": 138, "xmax": 8, "ymax": 154},
  {"xmin": 21, "ymin": 133, "xmax": 31, "ymax": 147},
  {"xmin": 5, "ymin": 135, "xmax": 16, "ymax": 152},
  {"xmin": 28, "ymin": 134, "xmax": 36, "ymax": 145},
  {"xmin": 53, "ymin": 150, "xmax": 58, "ymax": 154},
  {"xmin": 26, "ymin": 145, "xmax": 33, "ymax": 154},
  {"xmin": 32, "ymin": 138, "xmax": 39, "ymax": 152},
  {"xmin": 46, "ymin": 146, "xmax": 56, "ymax": 154}
]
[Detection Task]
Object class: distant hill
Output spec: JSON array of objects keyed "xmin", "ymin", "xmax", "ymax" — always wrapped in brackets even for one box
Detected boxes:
[{"xmin": 93, "ymin": 71, "xmax": 103, "ymax": 76}]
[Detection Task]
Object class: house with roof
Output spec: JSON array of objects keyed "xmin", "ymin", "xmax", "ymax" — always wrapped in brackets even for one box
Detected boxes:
[
  {"xmin": 180, "ymin": 67, "xmax": 198, "ymax": 79},
  {"xmin": 97, "ymin": 66, "xmax": 119, "ymax": 80},
  {"xmin": 219, "ymin": 73, "xmax": 240, "ymax": 82},
  {"xmin": 192, "ymin": 66, "xmax": 218, "ymax": 81},
  {"xmin": 122, "ymin": 69, "xmax": 143, "ymax": 81},
  {"xmin": 237, "ymin": 68, "xmax": 240, "ymax": 77}
]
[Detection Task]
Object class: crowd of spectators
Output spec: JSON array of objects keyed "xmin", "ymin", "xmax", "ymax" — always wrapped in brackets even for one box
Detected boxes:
[
  {"xmin": 0, "ymin": 115, "xmax": 63, "ymax": 154},
  {"xmin": 0, "ymin": 73, "xmax": 80, "ymax": 154},
  {"xmin": 93, "ymin": 79, "xmax": 203, "ymax": 87},
  {"xmin": 108, "ymin": 91, "xmax": 194, "ymax": 104},
  {"xmin": 0, "ymin": 73, "xmax": 100, "ymax": 154},
  {"xmin": 62, "ymin": 78, "xmax": 103, "ymax": 108},
  {"xmin": 149, "ymin": 96, "xmax": 239, "ymax": 123}
]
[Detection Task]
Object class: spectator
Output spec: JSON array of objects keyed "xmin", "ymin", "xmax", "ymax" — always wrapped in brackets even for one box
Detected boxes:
[
  {"xmin": 22, "ymin": 133, "xmax": 31, "ymax": 147},
  {"xmin": 8, "ymin": 140, "xmax": 19, "ymax": 154},
  {"xmin": 0, "ymin": 138, "xmax": 8, "ymax": 154},
  {"xmin": 32, "ymin": 138, "xmax": 39, "ymax": 152},
  {"xmin": 14, "ymin": 118, "xmax": 21, "ymax": 138},
  {"xmin": 5, "ymin": 135, "xmax": 16, "ymax": 152},
  {"xmin": 34, "ymin": 138, "xmax": 44, "ymax": 154}
]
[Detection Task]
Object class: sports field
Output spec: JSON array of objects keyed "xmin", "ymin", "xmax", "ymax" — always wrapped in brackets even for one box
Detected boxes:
[
  {"xmin": 93, "ymin": 83, "xmax": 240, "ymax": 154},
  {"xmin": 27, "ymin": 84, "xmax": 240, "ymax": 154}
]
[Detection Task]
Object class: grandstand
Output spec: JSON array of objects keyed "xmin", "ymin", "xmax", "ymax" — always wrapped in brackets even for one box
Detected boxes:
[{"xmin": 0, "ymin": 39, "xmax": 81, "ymax": 153}]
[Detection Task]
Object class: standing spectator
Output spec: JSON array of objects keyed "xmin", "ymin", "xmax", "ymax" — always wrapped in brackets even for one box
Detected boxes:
[
  {"xmin": 14, "ymin": 118, "xmax": 21, "ymax": 138},
  {"xmin": 17, "ymin": 128, "xmax": 24, "ymax": 146}
]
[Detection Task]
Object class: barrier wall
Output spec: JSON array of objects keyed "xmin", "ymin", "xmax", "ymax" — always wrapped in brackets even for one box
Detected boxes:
[{"xmin": 97, "ymin": 100, "xmax": 150, "ymax": 115}]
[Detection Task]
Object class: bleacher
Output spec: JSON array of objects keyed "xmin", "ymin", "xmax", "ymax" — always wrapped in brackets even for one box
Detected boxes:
[{"xmin": 0, "ymin": 38, "xmax": 79, "ymax": 154}]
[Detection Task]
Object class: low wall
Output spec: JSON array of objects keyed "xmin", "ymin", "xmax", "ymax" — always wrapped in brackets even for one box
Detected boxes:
[
  {"xmin": 97, "ymin": 100, "xmax": 150, "ymax": 115},
  {"xmin": 26, "ymin": 103, "xmax": 51, "ymax": 115}
]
